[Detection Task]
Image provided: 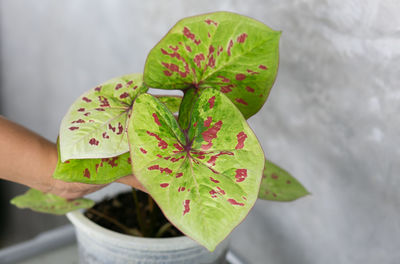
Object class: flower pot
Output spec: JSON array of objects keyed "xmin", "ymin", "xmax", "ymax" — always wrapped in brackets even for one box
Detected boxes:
[{"xmin": 67, "ymin": 210, "xmax": 229, "ymax": 264}]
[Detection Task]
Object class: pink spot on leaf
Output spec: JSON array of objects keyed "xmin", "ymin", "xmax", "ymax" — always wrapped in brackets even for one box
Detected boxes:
[
  {"xmin": 98, "ymin": 96, "xmax": 110, "ymax": 107},
  {"xmin": 217, "ymin": 46, "xmax": 223, "ymax": 56},
  {"xmin": 148, "ymin": 165, "xmax": 160, "ymax": 171},
  {"xmin": 246, "ymin": 86, "xmax": 255, "ymax": 93},
  {"xmin": 115, "ymin": 83, "xmax": 123, "ymax": 90},
  {"xmin": 271, "ymin": 173, "xmax": 279, "ymax": 179},
  {"xmin": 163, "ymin": 70, "xmax": 172, "ymax": 77},
  {"xmin": 235, "ymin": 132, "xmax": 248, "ymax": 149},
  {"xmin": 102, "ymin": 132, "xmax": 110, "ymax": 139},
  {"xmin": 176, "ymin": 172, "xmax": 183, "ymax": 178},
  {"xmin": 160, "ymin": 183, "xmax": 169, "ymax": 188},
  {"xmin": 194, "ymin": 53, "xmax": 205, "ymax": 68},
  {"xmin": 72, "ymin": 119, "xmax": 85, "ymax": 124},
  {"xmin": 120, "ymin": 92, "xmax": 129, "ymax": 99},
  {"xmin": 204, "ymin": 116, "xmax": 213, "ymax": 127},
  {"xmin": 235, "ymin": 74, "xmax": 246, "ymax": 81},
  {"xmin": 210, "ymin": 177, "xmax": 220, "ymax": 183},
  {"xmin": 208, "ymin": 166, "xmax": 220, "ymax": 174},
  {"xmin": 207, "ymin": 151, "xmax": 234, "ymax": 166},
  {"xmin": 152, "ymin": 113, "xmax": 161, "ymax": 126},
  {"xmin": 259, "ymin": 64, "xmax": 268, "ymax": 70},
  {"xmin": 183, "ymin": 27, "xmax": 201, "ymax": 45},
  {"xmin": 94, "ymin": 86, "xmax": 102, "ymax": 92},
  {"xmin": 235, "ymin": 98, "xmax": 248, "ymax": 105},
  {"xmin": 208, "ymin": 96, "xmax": 216, "ymax": 109},
  {"xmin": 146, "ymin": 131, "xmax": 168, "ymax": 149},
  {"xmin": 217, "ymin": 76, "xmax": 230, "ymax": 83},
  {"xmin": 227, "ymin": 39, "xmax": 233, "ymax": 56},
  {"xmin": 83, "ymin": 168, "xmax": 91, "ymax": 179},
  {"xmin": 169, "ymin": 45, "xmax": 179, "ymax": 51},
  {"xmin": 247, "ymin": 69, "xmax": 259, "ymax": 75},
  {"xmin": 220, "ymin": 84, "xmax": 234, "ymax": 93},
  {"xmin": 116, "ymin": 123, "xmax": 124, "ymax": 135},
  {"xmin": 217, "ymin": 187, "xmax": 226, "ymax": 195},
  {"xmin": 183, "ymin": 200, "xmax": 190, "ymax": 216},
  {"xmin": 77, "ymin": 108, "xmax": 85, "ymax": 112},
  {"xmin": 108, "ymin": 124, "xmax": 116, "ymax": 132},
  {"xmin": 69, "ymin": 126, "xmax": 79, "ymax": 131},
  {"xmin": 185, "ymin": 45, "xmax": 192, "ymax": 52},
  {"xmin": 201, "ymin": 120, "xmax": 222, "ymax": 150},
  {"xmin": 228, "ymin": 198, "xmax": 245, "ymax": 206},
  {"xmin": 237, "ymin": 33, "xmax": 248, "ymax": 43},
  {"xmin": 82, "ymin": 97, "xmax": 92, "ymax": 103},
  {"xmin": 170, "ymin": 155, "xmax": 185, "ymax": 163},
  {"xmin": 160, "ymin": 49, "xmax": 190, "ymax": 78},
  {"xmin": 89, "ymin": 138, "xmax": 99, "ymax": 146},
  {"xmin": 235, "ymin": 169, "xmax": 248, "ymax": 182},
  {"xmin": 207, "ymin": 55, "xmax": 215, "ymax": 68},
  {"xmin": 140, "ymin": 148, "xmax": 147, "ymax": 154},
  {"xmin": 204, "ymin": 19, "xmax": 218, "ymax": 26}
]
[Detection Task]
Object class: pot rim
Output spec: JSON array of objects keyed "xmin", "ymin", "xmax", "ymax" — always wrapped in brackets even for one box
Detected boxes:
[{"xmin": 67, "ymin": 210, "xmax": 205, "ymax": 251}]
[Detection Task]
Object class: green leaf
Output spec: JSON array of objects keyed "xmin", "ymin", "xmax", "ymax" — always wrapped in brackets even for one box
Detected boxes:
[
  {"xmin": 11, "ymin": 189, "xmax": 94, "ymax": 215},
  {"xmin": 258, "ymin": 160, "xmax": 310, "ymax": 201},
  {"xmin": 59, "ymin": 73, "xmax": 147, "ymax": 162},
  {"xmin": 128, "ymin": 88, "xmax": 265, "ymax": 251},
  {"xmin": 144, "ymin": 11, "xmax": 280, "ymax": 118},
  {"xmin": 53, "ymin": 140, "xmax": 132, "ymax": 184},
  {"xmin": 177, "ymin": 88, "xmax": 199, "ymax": 130},
  {"xmin": 156, "ymin": 95, "xmax": 182, "ymax": 113}
]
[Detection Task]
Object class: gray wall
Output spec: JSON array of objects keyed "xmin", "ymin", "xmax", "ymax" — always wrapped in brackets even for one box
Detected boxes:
[{"xmin": 1, "ymin": 0, "xmax": 399, "ymax": 263}]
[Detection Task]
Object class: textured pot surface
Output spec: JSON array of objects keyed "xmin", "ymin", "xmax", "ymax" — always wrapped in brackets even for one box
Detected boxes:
[{"xmin": 67, "ymin": 210, "xmax": 229, "ymax": 264}]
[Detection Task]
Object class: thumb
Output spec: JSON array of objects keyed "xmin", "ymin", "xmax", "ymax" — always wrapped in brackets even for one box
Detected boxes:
[{"xmin": 116, "ymin": 174, "xmax": 147, "ymax": 193}]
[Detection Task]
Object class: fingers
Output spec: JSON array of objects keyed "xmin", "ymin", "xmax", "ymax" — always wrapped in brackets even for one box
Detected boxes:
[{"xmin": 117, "ymin": 175, "xmax": 147, "ymax": 193}]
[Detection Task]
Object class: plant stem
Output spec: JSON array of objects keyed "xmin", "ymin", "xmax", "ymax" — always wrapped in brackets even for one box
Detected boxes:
[
  {"xmin": 156, "ymin": 222, "xmax": 172, "ymax": 238},
  {"xmin": 87, "ymin": 208, "xmax": 142, "ymax": 237}
]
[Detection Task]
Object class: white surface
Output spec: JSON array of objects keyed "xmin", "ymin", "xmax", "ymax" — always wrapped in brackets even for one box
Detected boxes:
[{"xmin": 1, "ymin": 1, "xmax": 399, "ymax": 263}]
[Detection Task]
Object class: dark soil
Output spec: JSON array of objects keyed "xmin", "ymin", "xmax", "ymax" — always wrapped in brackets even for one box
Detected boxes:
[{"xmin": 84, "ymin": 190, "xmax": 183, "ymax": 238}]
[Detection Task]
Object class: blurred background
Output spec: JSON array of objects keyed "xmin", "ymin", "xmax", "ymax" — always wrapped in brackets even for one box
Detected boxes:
[{"xmin": 0, "ymin": 0, "xmax": 399, "ymax": 263}]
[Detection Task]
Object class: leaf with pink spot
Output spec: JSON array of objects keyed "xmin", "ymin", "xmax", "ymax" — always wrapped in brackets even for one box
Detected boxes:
[
  {"xmin": 59, "ymin": 73, "xmax": 147, "ymax": 161},
  {"xmin": 144, "ymin": 11, "xmax": 280, "ymax": 119},
  {"xmin": 10, "ymin": 189, "xmax": 94, "ymax": 215},
  {"xmin": 128, "ymin": 88, "xmax": 264, "ymax": 251},
  {"xmin": 258, "ymin": 159, "xmax": 310, "ymax": 201},
  {"xmin": 53, "ymin": 140, "xmax": 132, "ymax": 184}
]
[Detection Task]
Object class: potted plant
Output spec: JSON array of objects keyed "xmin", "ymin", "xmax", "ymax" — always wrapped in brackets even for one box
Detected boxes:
[{"xmin": 11, "ymin": 11, "xmax": 309, "ymax": 264}]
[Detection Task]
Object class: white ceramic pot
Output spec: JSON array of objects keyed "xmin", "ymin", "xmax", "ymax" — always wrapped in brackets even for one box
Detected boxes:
[{"xmin": 67, "ymin": 210, "xmax": 229, "ymax": 264}]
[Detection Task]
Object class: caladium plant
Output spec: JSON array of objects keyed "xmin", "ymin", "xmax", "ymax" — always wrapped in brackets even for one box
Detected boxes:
[{"xmin": 11, "ymin": 11, "xmax": 309, "ymax": 251}]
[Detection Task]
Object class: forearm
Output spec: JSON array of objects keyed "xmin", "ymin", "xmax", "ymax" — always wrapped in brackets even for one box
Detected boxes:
[
  {"xmin": 0, "ymin": 116, "xmax": 146, "ymax": 199},
  {"xmin": 0, "ymin": 116, "xmax": 58, "ymax": 192}
]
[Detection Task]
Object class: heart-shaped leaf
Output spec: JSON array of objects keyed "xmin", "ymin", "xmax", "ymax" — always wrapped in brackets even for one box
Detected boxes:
[
  {"xmin": 53, "ymin": 140, "xmax": 132, "ymax": 184},
  {"xmin": 128, "ymin": 88, "xmax": 265, "ymax": 251},
  {"xmin": 59, "ymin": 73, "xmax": 147, "ymax": 162},
  {"xmin": 258, "ymin": 160, "xmax": 310, "ymax": 201},
  {"xmin": 11, "ymin": 189, "xmax": 94, "ymax": 215},
  {"xmin": 144, "ymin": 11, "xmax": 280, "ymax": 118}
]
